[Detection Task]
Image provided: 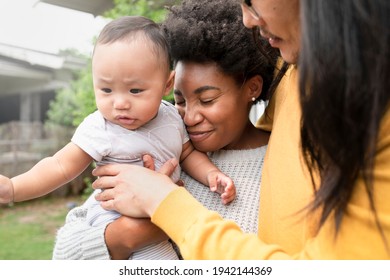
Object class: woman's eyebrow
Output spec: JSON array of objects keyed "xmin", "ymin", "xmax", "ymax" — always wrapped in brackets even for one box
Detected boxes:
[{"xmin": 194, "ymin": 85, "xmax": 220, "ymax": 94}]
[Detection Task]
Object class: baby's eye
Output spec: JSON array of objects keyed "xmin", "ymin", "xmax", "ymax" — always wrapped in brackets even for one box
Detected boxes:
[
  {"xmin": 101, "ymin": 88, "xmax": 112, "ymax": 93},
  {"xmin": 129, "ymin": 89, "xmax": 143, "ymax": 94}
]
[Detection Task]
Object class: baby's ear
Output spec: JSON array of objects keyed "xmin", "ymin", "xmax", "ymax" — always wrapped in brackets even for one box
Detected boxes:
[{"xmin": 164, "ymin": 71, "xmax": 176, "ymax": 96}]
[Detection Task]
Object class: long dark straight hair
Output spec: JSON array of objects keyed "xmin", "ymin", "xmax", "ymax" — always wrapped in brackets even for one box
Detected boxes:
[{"xmin": 299, "ymin": 0, "xmax": 390, "ymax": 242}]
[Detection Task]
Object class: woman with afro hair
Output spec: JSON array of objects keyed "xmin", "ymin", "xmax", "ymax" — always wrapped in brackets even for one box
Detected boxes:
[{"xmin": 52, "ymin": 0, "xmax": 283, "ymax": 260}]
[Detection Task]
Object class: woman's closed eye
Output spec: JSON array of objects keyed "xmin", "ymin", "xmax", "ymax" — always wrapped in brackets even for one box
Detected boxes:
[
  {"xmin": 173, "ymin": 90, "xmax": 185, "ymax": 106},
  {"xmin": 200, "ymin": 98, "xmax": 215, "ymax": 105}
]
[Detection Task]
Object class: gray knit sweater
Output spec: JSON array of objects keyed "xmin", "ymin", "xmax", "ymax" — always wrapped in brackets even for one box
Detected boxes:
[{"xmin": 52, "ymin": 146, "xmax": 266, "ymax": 259}]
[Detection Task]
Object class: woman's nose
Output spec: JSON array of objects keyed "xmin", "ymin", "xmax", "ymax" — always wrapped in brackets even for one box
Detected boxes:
[
  {"xmin": 242, "ymin": 6, "xmax": 257, "ymax": 28},
  {"xmin": 183, "ymin": 106, "xmax": 202, "ymax": 126},
  {"xmin": 241, "ymin": 4, "xmax": 264, "ymax": 29}
]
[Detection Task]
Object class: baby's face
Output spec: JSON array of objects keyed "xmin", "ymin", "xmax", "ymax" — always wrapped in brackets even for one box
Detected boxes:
[{"xmin": 92, "ymin": 38, "xmax": 171, "ymax": 130}]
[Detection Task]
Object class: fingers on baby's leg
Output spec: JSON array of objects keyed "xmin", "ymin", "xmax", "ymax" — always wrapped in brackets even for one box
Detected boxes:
[
  {"xmin": 220, "ymin": 185, "xmax": 236, "ymax": 204},
  {"xmin": 142, "ymin": 154, "xmax": 155, "ymax": 170}
]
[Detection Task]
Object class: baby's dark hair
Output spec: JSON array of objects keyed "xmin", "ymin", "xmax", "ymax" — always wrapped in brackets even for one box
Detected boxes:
[
  {"xmin": 95, "ymin": 16, "xmax": 170, "ymax": 71},
  {"xmin": 161, "ymin": 0, "xmax": 280, "ymax": 100}
]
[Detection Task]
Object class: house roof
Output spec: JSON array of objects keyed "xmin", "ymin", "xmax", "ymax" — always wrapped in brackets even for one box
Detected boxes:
[
  {"xmin": 0, "ymin": 0, "xmax": 106, "ymax": 96},
  {"xmin": 0, "ymin": 43, "xmax": 86, "ymax": 95},
  {"xmin": 40, "ymin": 0, "xmax": 114, "ymax": 16}
]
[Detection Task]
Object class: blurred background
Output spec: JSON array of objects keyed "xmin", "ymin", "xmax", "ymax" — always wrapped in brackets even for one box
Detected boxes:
[
  {"xmin": 0, "ymin": 0, "xmax": 179, "ymax": 260},
  {"xmin": 0, "ymin": 0, "xmax": 265, "ymax": 259}
]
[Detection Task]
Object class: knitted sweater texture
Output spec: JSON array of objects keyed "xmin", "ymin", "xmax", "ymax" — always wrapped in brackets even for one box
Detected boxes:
[{"xmin": 52, "ymin": 146, "xmax": 266, "ymax": 259}]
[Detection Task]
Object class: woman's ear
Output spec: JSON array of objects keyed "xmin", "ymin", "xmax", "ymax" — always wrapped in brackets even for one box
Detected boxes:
[
  {"xmin": 246, "ymin": 75, "xmax": 263, "ymax": 101},
  {"xmin": 164, "ymin": 71, "xmax": 175, "ymax": 96}
]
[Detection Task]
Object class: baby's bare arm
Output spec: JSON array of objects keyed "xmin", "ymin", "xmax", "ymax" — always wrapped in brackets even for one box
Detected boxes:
[
  {"xmin": 12, "ymin": 142, "xmax": 92, "ymax": 202},
  {"xmin": 180, "ymin": 141, "xmax": 220, "ymax": 186},
  {"xmin": 181, "ymin": 141, "xmax": 236, "ymax": 204},
  {"xmin": 0, "ymin": 175, "xmax": 14, "ymax": 204}
]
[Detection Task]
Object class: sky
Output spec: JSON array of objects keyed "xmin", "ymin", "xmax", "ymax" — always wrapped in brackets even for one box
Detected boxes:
[{"xmin": 0, "ymin": 0, "xmax": 109, "ymax": 55}]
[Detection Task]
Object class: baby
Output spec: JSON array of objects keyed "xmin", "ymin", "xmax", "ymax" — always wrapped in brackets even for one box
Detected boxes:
[{"xmin": 0, "ymin": 16, "xmax": 236, "ymax": 259}]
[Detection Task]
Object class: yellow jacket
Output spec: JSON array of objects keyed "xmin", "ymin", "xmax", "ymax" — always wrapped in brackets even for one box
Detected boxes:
[{"xmin": 152, "ymin": 66, "xmax": 390, "ymax": 259}]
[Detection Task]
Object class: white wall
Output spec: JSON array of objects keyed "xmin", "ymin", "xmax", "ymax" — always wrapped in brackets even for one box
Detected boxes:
[{"xmin": 249, "ymin": 100, "xmax": 267, "ymax": 125}]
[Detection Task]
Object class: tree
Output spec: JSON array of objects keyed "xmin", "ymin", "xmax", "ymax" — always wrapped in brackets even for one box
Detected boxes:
[{"xmin": 105, "ymin": 0, "xmax": 180, "ymax": 22}]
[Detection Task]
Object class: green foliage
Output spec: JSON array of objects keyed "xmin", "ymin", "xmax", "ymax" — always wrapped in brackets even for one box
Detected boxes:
[
  {"xmin": 47, "ymin": 60, "xmax": 96, "ymax": 127},
  {"xmin": 105, "ymin": 0, "xmax": 176, "ymax": 22},
  {"xmin": 71, "ymin": 62, "xmax": 97, "ymax": 126},
  {"xmin": 46, "ymin": 83, "xmax": 77, "ymax": 127},
  {"xmin": 58, "ymin": 48, "xmax": 87, "ymax": 57},
  {"xmin": 82, "ymin": 176, "xmax": 94, "ymax": 200}
]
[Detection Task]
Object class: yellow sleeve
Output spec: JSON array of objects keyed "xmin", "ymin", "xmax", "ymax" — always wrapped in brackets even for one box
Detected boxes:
[
  {"xmin": 152, "ymin": 109, "xmax": 390, "ymax": 260},
  {"xmin": 153, "ymin": 178, "xmax": 390, "ymax": 260},
  {"xmin": 152, "ymin": 188, "xmax": 290, "ymax": 260}
]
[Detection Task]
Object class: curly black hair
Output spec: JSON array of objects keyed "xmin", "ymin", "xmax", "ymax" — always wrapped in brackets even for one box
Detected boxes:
[{"xmin": 161, "ymin": 0, "xmax": 280, "ymax": 100}]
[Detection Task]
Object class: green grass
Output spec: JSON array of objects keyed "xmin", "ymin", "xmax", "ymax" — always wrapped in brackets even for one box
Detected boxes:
[{"xmin": 0, "ymin": 196, "xmax": 83, "ymax": 260}]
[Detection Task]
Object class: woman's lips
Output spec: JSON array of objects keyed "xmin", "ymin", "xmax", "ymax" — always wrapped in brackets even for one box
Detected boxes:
[
  {"xmin": 188, "ymin": 130, "xmax": 212, "ymax": 142},
  {"xmin": 260, "ymin": 29, "xmax": 282, "ymax": 48},
  {"xmin": 268, "ymin": 37, "xmax": 282, "ymax": 48}
]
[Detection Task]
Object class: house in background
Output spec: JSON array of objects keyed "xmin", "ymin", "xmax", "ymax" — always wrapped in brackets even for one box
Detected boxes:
[
  {"xmin": 0, "ymin": 43, "xmax": 86, "ymax": 124},
  {"xmin": 0, "ymin": 0, "xmax": 113, "ymax": 125},
  {"xmin": 0, "ymin": 0, "xmax": 112, "ymax": 187},
  {"xmin": 39, "ymin": 0, "xmax": 113, "ymax": 16},
  {"xmin": 0, "ymin": 43, "xmax": 86, "ymax": 178}
]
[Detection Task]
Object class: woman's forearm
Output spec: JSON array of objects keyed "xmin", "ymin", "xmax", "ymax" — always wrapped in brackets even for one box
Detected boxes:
[{"xmin": 105, "ymin": 216, "xmax": 169, "ymax": 259}]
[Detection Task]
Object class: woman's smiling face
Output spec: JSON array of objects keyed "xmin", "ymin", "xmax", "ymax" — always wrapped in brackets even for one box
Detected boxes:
[
  {"xmin": 173, "ymin": 61, "xmax": 253, "ymax": 152},
  {"xmin": 242, "ymin": 0, "xmax": 301, "ymax": 64}
]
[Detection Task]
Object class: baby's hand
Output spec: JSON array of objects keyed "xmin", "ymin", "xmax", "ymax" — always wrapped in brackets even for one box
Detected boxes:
[
  {"xmin": 208, "ymin": 171, "xmax": 236, "ymax": 205},
  {"xmin": 0, "ymin": 175, "xmax": 14, "ymax": 204}
]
